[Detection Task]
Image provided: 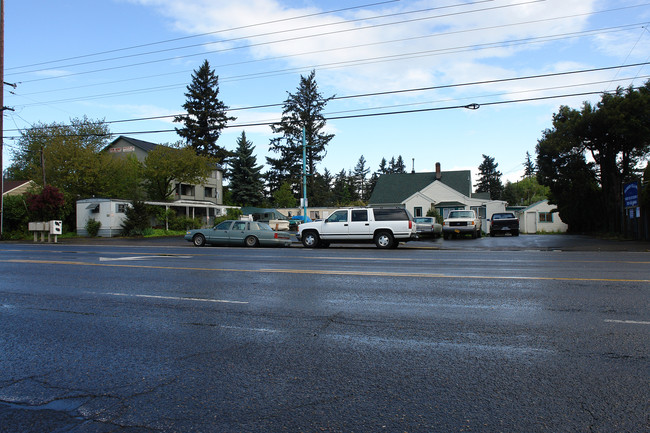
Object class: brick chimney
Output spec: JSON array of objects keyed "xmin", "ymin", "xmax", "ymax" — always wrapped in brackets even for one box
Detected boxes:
[{"xmin": 435, "ymin": 162, "xmax": 441, "ymax": 180}]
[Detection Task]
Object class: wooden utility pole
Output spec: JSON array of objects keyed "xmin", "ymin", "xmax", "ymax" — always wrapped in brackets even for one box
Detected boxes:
[{"xmin": 1, "ymin": 0, "xmax": 5, "ymax": 237}]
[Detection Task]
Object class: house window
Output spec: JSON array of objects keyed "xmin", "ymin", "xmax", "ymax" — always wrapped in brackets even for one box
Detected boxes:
[
  {"xmin": 116, "ymin": 204, "xmax": 128, "ymax": 213},
  {"xmin": 471, "ymin": 206, "xmax": 486, "ymax": 219},
  {"xmin": 414, "ymin": 207, "xmax": 423, "ymax": 217},
  {"xmin": 205, "ymin": 187, "xmax": 213, "ymax": 198},
  {"xmin": 539, "ymin": 212, "xmax": 553, "ymax": 223},
  {"xmin": 180, "ymin": 184, "xmax": 195, "ymax": 196}
]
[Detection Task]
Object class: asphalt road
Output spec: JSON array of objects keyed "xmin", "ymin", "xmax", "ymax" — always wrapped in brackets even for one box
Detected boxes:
[{"xmin": 0, "ymin": 235, "xmax": 648, "ymax": 432}]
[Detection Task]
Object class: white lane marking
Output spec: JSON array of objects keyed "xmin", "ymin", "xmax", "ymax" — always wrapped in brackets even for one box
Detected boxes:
[
  {"xmin": 220, "ymin": 325, "xmax": 277, "ymax": 333},
  {"xmin": 99, "ymin": 255, "xmax": 191, "ymax": 261},
  {"xmin": 102, "ymin": 292, "xmax": 248, "ymax": 304},
  {"xmin": 604, "ymin": 319, "xmax": 650, "ymax": 325}
]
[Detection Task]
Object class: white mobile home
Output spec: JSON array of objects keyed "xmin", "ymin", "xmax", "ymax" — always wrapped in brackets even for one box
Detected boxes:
[{"xmin": 76, "ymin": 198, "xmax": 132, "ymax": 237}]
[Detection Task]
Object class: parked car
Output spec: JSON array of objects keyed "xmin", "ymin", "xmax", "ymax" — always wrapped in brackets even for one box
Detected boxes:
[
  {"xmin": 297, "ymin": 207, "xmax": 416, "ymax": 248},
  {"xmin": 185, "ymin": 220, "xmax": 292, "ymax": 247},
  {"xmin": 442, "ymin": 210, "xmax": 482, "ymax": 239},
  {"xmin": 414, "ymin": 216, "xmax": 442, "ymax": 238},
  {"xmin": 489, "ymin": 212, "xmax": 519, "ymax": 236}
]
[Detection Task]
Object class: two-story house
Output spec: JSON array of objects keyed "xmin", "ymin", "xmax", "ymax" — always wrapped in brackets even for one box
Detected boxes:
[
  {"xmin": 104, "ymin": 136, "xmax": 223, "ymax": 204},
  {"xmin": 76, "ymin": 136, "xmax": 231, "ymax": 236}
]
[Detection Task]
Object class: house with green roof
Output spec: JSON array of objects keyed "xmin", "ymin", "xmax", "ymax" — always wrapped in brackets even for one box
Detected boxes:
[{"xmin": 369, "ymin": 163, "xmax": 507, "ymax": 233}]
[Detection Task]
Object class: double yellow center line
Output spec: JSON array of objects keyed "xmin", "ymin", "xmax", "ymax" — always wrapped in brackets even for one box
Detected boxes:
[{"xmin": 5, "ymin": 259, "xmax": 650, "ymax": 283}]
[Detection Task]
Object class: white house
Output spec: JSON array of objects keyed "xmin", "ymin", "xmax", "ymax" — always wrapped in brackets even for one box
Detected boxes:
[
  {"xmin": 519, "ymin": 200, "xmax": 568, "ymax": 234},
  {"xmin": 368, "ymin": 163, "xmax": 507, "ymax": 233}
]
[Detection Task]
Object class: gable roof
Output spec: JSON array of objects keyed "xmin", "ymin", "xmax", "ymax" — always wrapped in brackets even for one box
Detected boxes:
[
  {"xmin": 105, "ymin": 135, "xmax": 158, "ymax": 153},
  {"xmin": 2, "ymin": 180, "xmax": 33, "ymax": 195},
  {"xmin": 369, "ymin": 170, "xmax": 472, "ymax": 204}
]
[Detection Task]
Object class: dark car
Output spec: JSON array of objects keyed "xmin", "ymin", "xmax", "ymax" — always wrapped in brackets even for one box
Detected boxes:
[
  {"xmin": 489, "ymin": 212, "xmax": 520, "ymax": 236},
  {"xmin": 185, "ymin": 220, "xmax": 292, "ymax": 247}
]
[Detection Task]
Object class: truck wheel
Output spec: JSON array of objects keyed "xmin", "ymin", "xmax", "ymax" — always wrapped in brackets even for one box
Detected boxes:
[
  {"xmin": 301, "ymin": 231, "xmax": 320, "ymax": 248},
  {"xmin": 374, "ymin": 231, "xmax": 394, "ymax": 249}
]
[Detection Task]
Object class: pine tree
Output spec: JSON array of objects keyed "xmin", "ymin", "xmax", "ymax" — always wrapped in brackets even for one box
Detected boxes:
[
  {"xmin": 387, "ymin": 155, "xmax": 406, "ymax": 174},
  {"xmin": 267, "ymin": 70, "xmax": 334, "ymax": 198},
  {"xmin": 523, "ymin": 151, "xmax": 536, "ymax": 178},
  {"xmin": 332, "ymin": 169, "xmax": 353, "ymax": 205},
  {"xmin": 353, "ymin": 155, "xmax": 371, "ymax": 201},
  {"xmin": 174, "ymin": 60, "xmax": 236, "ymax": 161},
  {"xmin": 475, "ymin": 154, "xmax": 504, "ymax": 200},
  {"xmin": 228, "ymin": 131, "xmax": 264, "ymax": 206}
]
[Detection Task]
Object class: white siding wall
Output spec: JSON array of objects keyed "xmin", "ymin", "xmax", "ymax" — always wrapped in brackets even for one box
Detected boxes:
[{"xmin": 519, "ymin": 200, "xmax": 568, "ymax": 233}]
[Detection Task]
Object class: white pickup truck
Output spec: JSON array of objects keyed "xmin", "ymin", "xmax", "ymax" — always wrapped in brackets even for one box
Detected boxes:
[
  {"xmin": 297, "ymin": 207, "xmax": 417, "ymax": 248},
  {"xmin": 442, "ymin": 209, "xmax": 482, "ymax": 239}
]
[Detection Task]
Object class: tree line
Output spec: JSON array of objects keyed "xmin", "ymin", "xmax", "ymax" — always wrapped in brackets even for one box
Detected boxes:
[{"xmin": 4, "ymin": 58, "xmax": 649, "ymax": 236}]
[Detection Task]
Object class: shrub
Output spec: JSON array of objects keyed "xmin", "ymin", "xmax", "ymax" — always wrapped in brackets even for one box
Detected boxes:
[
  {"xmin": 120, "ymin": 201, "xmax": 152, "ymax": 237},
  {"xmin": 85, "ymin": 218, "xmax": 101, "ymax": 237},
  {"xmin": 426, "ymin": 206, "xmax": 443, "ymax": 223},
  {"xmin": 2, "ymin": 195, "xmax": 29, "ymax": 233}
]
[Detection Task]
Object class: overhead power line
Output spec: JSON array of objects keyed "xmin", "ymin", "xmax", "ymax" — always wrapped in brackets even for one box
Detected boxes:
[
  {"xmin": 6, "ymin": 0, "xmax": 402, "ymax": 71},
  {"xmin": 9, "ymin": 0, "xmax": 546, "ymax": 82},
  {"xmin": 5, "ymin": 62, "xmax": 649, "ymax": 137},
  {"xmin": 4, "ymin": 87, "xmax": 635, "ymax": 141},
  {"xmin": 13, "ymin": 21, "xmax": 644, "ymax": 102},
  {"xmin": 7, "ymin": 0, "xmax": 494, "ymax": 75}
]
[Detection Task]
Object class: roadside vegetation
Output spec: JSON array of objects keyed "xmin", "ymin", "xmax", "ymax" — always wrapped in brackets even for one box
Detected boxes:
[{"xmin": 2, "ymin": 60, "xmax": 648, "ymax": 240}]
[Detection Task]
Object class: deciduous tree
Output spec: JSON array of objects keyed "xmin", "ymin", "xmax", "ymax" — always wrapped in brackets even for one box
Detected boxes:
[
  {"xmin": 536, "ymin": 82, "xmax": 650, "ymax": 233},
  {"xmin": 142, "ymin": 144, "xmax": 214, "ymax": 201}
]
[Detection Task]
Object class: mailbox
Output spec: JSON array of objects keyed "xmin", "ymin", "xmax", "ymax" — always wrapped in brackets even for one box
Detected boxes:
[{"xmin": 49, "ymin": 220, "xmax": 63, "ymax": 235}]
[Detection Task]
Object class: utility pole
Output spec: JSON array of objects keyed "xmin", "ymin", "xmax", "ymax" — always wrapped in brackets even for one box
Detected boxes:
[
  {"xmin": 1, "ymin": 0, "xmax": 5, "ymax": 238},
  {"xmin": 302, "ymin": 127, "xmax": 307, "ymax": 221}
]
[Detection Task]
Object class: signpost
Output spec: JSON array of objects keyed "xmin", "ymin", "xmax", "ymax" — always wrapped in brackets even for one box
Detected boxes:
[{"xmin": 623, "ymin": 182, "xmax": 641, "ymax": 239}]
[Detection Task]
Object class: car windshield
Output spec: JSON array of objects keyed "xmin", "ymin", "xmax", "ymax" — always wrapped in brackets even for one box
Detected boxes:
[
  {"xmin": 414, "ymin": 218, "xmax": 431, "ymax": 223},
  {"xmin": 448, "ymin": 211, "xmax": 474, "ymax": 218},
  {"xmin": 257, "ymin": 222, "xmax": 273, "ymax": 231},
  {"xmin": 493, "ymin": 213, "xmax": 515, "ymax": 220}
]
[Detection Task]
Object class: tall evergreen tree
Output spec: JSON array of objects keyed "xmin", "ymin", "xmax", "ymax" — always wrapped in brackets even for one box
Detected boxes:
[
  {"xmin": 310, "ymin": 169, "xmax": 335, "ymax": 207},
  {"xmin": 332, "ymin": 169, "xmax": 353, "ymax": 205},
  {"xmin": 174, "ymin": 60, "xmax": 235, "ymax": 161},
  {"xmin": 228, "ymin": 132, "xmax": 264, "ymax": 206},
  {"xmin": 353, "ymin": 155, "xmax": 371, "ymax": 201},
  {"xmin": 523, "ymin": 151, "xmax": 536, "ymax": 178},
  {"xmin": 266, "ymin": 70, "xmax": 334, "ymax": 199},
  {"xmin": 394, "ymin": 155, "xmax": 407, "ymax": 174},
  {"xmin": 475, "ymin": 154, "xmax": 504, "ymax": 200}
]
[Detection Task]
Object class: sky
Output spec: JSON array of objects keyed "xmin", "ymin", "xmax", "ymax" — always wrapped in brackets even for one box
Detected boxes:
[{"xmin": 4, "ymin": 0, "xmax": 650, "ymax": 186}]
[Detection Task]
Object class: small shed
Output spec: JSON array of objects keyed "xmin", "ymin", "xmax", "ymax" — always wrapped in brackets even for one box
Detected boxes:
[{"xmin": 519, "ymin": 200, "xmax": 568, "ymax": 234}]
